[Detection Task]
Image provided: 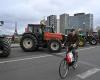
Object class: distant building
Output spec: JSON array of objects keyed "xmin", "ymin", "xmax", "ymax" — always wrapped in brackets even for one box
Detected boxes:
[
  {"xmin": 60, "ymin": 13, "xmax": 93, "ymax": 34},
  {"xmin": 96, "ymin": 26, "xmax": 100, "ymax": 31},
  {"xmin": 71, "ymin": 13, "xmax": 93, "ymax": 32},
  {"xmin": 95, "ymin": 26, "xmax": 100, "ymax": 32},
  {"xmin": 47, "ymin": 15, "xmax": 57, "ymax": 32}
]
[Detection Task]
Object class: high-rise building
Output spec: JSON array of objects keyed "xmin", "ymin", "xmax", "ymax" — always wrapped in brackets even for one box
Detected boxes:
[
  {"xmin": 60, "ymin": 13, "xmax": 93, "ymax": 34},
  {"xmin": 70, "ymin": 13, "xmax": 93, "ymax": 32},
  {"xmin": 57, "ymin": 19, "xmax": 60, "ymax": 33},
  {"xmin": 60, "ymin": 14, "xmax": 69, "ymax": 34},
  {"xmin": 47, "ymin": 15, "xmax": 57, "ymax": 32}
]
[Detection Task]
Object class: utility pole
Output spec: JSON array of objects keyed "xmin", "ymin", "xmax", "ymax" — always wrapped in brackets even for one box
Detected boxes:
[{"xmin": 14, "ymin": 21, "xmax": 18, "ymax": 36}]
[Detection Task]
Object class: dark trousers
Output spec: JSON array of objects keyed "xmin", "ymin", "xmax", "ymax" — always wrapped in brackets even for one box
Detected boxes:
[{"xmin": 72, "ymin": 48, "xmax": 76, "ymax": 60}]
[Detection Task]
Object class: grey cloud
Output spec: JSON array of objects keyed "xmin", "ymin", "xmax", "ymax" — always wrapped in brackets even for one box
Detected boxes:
[{"xmin": 0, "ymin": 0, "xmax": 100, "ymax": 34}]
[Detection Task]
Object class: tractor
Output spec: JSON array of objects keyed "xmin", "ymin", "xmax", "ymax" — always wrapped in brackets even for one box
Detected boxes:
[
  {"xmin": 20, "ymin": 24, "xmax": 65, "ymax": 52},
  {"xmin": 0, "ymin": 23, "xmax": 11, "ymax": 57},
  {"xmin": 78, "ymin": 30, "xmax": 97, "ymax": 47}
]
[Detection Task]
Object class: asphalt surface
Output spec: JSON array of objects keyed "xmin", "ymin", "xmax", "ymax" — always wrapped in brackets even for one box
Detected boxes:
[{"xmin": 0, "ymin": 45, "xmax": 100, "ymax": 80}]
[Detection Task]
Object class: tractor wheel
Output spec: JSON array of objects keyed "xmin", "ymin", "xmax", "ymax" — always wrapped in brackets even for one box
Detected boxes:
[
  {"xmin": 20, "ymin": 34, "xmax": 38, "ymax": 52},
  {"xmin": 79, "ymin": 39, "xmax": 85, "ymax": 47},
  {"xmin": 48, "ymin": 40, "xmax": 61, "ymax": 52},
  {"xmin": 89, "ymin": 38, "xmax": 97, "ymax": 45},
  {"xmin": 0, "ymin": 38, "xmax": 11, "ymax": 57}
]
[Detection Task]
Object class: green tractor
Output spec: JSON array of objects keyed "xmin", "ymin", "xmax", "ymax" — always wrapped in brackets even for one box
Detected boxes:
[
  {"xmin": 78, "ymin": 30, "xmax": 97, "ymax": 47},
  {"xmin": 0, "ymin": 22, "xmax": 11, "ymax": 57},
  {"xmin": 0, "ymin": 36, "xmax": 11, "ymax": 57},
  {"xmin": 78, "ymin": 33, "xmax": 86, "ymax": 47}
]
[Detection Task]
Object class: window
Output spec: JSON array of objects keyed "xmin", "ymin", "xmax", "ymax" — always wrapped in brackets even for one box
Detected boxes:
[
  {"xmin": 44, "ymin": 27, "xmax": 53, "ymax": 32},
  {"xmin": 28, "ymin": 26, "xmax": 33, "ymax": 32}
]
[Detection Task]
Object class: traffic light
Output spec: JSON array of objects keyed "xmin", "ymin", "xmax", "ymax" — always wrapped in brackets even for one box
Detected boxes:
[{"xmin": 0, "ymin": 21, "xmax": 4, "ymax": 26}]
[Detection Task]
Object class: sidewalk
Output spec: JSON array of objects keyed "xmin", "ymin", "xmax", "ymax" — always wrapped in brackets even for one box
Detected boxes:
[{"xmin": 11, "ymin": 44, "xmax": 20, "ymax": 48}]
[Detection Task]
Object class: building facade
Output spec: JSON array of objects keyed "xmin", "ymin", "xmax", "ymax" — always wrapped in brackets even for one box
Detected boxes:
[
  {"xmin": 60, "ymin": 13, "xmax": 93, "ymax": 34},
  {"xmin": 57, "ymin": 19, "xmax": 60, "ymax": 33},
  {"xmin": 60, "ymin": 14, "xmax": 69, "ymax": 34},
  {"xmin": 47, "ymin": 15, "xmax": 57, "ymax": 32},
  {"xmin": 71, "ymin": 13, "xmax": 93, "ymax": 32}
]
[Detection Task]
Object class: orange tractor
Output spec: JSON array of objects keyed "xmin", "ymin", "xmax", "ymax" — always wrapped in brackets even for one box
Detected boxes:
[{"xmin": 20, "ymin": 24, "xmax": 66, "ymax": 52}]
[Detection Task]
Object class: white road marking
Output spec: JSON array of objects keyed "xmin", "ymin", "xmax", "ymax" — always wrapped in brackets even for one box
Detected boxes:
[
  {"xmin": 79, "ymin": 61, "xmax": 98, "ymax": 67},
  {"xmin": 0, "ymin": 46, "xmax": 99, "ymax": 64},
  {"xmin": 78, "ymin": 46, "xmax": 99, "ymax": 51},
  {"xmin": 77, "ymin": 68, "xmax": 100, "ymax": 79},
  {"xmin": 0, "ymin": 55, "xmax": 52, "ymax": 64}
]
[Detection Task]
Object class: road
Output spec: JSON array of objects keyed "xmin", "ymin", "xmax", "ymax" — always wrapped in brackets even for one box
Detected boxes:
[{"xmin": 0, "ymin": 45, "xmax": 100, "ymax": 80}]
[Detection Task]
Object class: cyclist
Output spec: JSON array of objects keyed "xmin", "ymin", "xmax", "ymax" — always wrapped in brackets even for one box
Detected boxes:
[{"xmin": 64, "ymin": 29, "xmax": 79, "ymax": 61}]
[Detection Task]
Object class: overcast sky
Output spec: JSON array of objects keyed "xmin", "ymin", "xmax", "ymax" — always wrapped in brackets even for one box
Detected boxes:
[{"xmin": 0, "ymin": 0, "xmax": 100, "ymax": 34}]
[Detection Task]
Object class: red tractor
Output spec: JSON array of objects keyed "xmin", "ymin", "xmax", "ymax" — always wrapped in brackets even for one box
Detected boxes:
[{"xmin": 20, "ymin": 24, "xmax": 65, "ymax": 52}]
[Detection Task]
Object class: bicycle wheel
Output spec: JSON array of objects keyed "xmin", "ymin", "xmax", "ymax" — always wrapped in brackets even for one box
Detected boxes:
[
  {"xmin": 59, "ymin": 59, "xmax": 69, "ymax": 79},
  {"xmin": 72, "ymin": 55, "xmax": 78, "ymax": 70}
]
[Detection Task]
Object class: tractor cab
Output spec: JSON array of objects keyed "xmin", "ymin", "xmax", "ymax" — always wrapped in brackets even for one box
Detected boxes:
[
  {"xmin": 43, "ymin": 26, "xmax": 54, "ymax": 33},
  {"xmin": 26, "ymin": 24, "xmax": 55, "ymax": 41},
  {"xmin": 26, "ymin": 24, "xmax": 54, "ymax": 33}
]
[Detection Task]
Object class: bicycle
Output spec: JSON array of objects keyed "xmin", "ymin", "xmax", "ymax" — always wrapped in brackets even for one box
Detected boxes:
[{"xmin": 59, "ymin": 44, "xmax": 78, "ymax": 79}]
